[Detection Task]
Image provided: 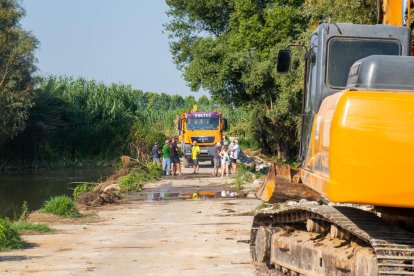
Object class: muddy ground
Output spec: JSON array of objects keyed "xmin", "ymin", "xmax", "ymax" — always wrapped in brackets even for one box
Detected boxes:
[{"xmin": 0, "ymin": 163, "xmax": 260, "ymax": 275}]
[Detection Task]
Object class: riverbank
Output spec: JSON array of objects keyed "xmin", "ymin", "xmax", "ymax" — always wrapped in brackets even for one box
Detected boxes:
[
  {"xmin": 0, "ymin": 164, "xmax": 260, "ymax": 275},
  {"xmin": 0, "ymin": 167, "xmax": 113, "ymax": 219}
]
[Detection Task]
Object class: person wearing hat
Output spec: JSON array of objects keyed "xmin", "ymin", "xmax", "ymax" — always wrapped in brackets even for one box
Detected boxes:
[
  {"xmin": 212, "ymin": 142, "xmax": 221, "ymax": 176},
  {"xmin": 162, "ymin": 140, "xmax": 171, "ymax": 175},
  {"xmin": 152, "ymin": 141, "xmax": 161, "ymax": 166},
  {"xmin": 191, "ymin": 141, "xmax": 200, "ymax": 174}
]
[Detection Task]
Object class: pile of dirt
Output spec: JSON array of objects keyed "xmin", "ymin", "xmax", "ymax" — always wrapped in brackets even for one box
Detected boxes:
[
  {"xmin": 105, "ymin": 167, "xmax": 129, "ymax": 182},
  {"xmin": 76, "ymin": 190, "xmax": 121, "ymax": 207}
]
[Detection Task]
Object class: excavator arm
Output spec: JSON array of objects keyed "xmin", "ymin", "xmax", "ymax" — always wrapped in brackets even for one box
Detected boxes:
[{"xmin": 378, "ymin": 0, "xmax": 412, "ymax": 27}]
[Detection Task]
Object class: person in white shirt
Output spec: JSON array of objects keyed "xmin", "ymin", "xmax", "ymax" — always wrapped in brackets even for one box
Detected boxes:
[
  {"xmin": 229, "ymin": 140, "xmax": 239, "ymax": 174},
  {"xmin": 219, "ymin": 145, "xmax": 230, "ymax": 178}
]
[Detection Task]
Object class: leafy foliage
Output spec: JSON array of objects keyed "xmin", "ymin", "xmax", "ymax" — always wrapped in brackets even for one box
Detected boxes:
[
  {"xmin": 166, "ymin": 0, "xmax": 377, "ymax": 159},
  {"xmin": 0, "ymin": 0, "xmax": 38, "ymax": 145},
  {"xmin": 19, "ymin": 201, "xmax": 29, "ymax": 221},
  {"xmin": 118, "ymin": 164, "xmax": 162, "ymax": 192},
  {"xmin": 41, "ymin": 195, "xmax": 80, "ymax": 218},
  {"xmin": 0, "ymin": 218, "xmax": 24, "ymax": 251},
  {"xmin": 73, "ymin": 182, "xmax": 92, "ymax": 200},
  {"xmin": 0, "ymin": 76, "xmax": 209, "ymax": 166}
]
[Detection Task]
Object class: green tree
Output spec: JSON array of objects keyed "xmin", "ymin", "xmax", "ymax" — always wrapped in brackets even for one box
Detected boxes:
[
  {"xmin": 0, "ymin": 0, "xmax": 38, "ymax": 144},
  {"xmin": 184, "ymin": 95, "xmax": 196, "ymax": 109},
  {"xmin": 171, "ymin": 94, "xmax": 185, "ymax": 109},
  {"xmin": 197, "ymin": 95, "xmax": 209, "ymax": 107},
  {"xmin": 166, "ymin": 0, "xmax": 376, "ymax": 159}
]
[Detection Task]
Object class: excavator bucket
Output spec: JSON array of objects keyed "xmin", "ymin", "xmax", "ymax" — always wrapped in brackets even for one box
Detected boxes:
[{"xmin": 256, "ymin": 163, "xmax": 320, "ymax": 203}]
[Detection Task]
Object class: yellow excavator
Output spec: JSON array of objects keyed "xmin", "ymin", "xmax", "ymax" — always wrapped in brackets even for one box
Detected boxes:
[{"xmin": 251, "ymin": 1, "xmax": 414, "ymax": 275}]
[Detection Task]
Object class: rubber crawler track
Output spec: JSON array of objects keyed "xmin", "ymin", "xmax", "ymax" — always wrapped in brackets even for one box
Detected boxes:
[{"xmin": 250, "ymin": 205, "xmax": 414, "ymax": 275}]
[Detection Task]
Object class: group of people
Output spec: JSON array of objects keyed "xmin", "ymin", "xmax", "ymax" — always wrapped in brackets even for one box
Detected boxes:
[
  {"xmin": 152, "ymin": 137, "xmax": 182, "ymax": 176},
  {"xmin": 152, "ymin": 137, "xmax": 240, "ymax": 177},
  {"xmin": 212, "ymin": 139, "xmax": 240, "ymax": 178}
]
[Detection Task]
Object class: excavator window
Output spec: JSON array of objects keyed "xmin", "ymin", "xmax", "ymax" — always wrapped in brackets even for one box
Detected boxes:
[{"xmin": 326, "ymin": 38, "xmax": 401, "ymax": 89}]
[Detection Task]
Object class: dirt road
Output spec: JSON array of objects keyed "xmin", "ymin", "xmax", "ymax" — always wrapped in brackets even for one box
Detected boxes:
[{"xmin": 0, "ymin": 164, "xmax": 260, "ymax": 275}]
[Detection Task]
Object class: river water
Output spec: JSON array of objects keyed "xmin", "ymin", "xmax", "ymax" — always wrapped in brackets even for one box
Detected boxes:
[{"xmin": 0, "ymin": 167, "xmax": 113, "ymax": 219}]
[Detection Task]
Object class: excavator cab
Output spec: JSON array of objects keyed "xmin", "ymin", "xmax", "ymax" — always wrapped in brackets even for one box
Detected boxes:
[{"xmin": 257, "ymin": 23, "xmax": 411, "ymax": 204}]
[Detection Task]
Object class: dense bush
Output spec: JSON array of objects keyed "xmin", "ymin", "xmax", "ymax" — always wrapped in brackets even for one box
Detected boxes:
[
  {"xmin": 41, "ymin": 195, "xmax": 80, "ymax": 218},
  {"xmin": 0, "ymin": 218, "xmax": 24, "ymax": 251}
]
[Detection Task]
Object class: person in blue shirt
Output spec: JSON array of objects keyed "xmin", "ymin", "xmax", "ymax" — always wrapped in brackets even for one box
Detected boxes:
[{"xmin": 152, "ymin": 142, "xmax": 161, "ymax": 166}]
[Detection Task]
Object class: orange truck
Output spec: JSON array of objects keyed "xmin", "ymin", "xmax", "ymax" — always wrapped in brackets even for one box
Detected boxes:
[{"xmin": 177, "ymin": 106, "xmax": 227, "ymax": 168}]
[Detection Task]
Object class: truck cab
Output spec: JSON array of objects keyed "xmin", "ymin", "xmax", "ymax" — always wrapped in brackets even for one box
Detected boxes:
[{"xmin": 178, "ymin": 109, "xmax": 227, "ymax": 167}]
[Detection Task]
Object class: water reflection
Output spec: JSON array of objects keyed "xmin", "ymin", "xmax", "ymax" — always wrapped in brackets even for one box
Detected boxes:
[{"xmin": 0, "ymin": 168, "xmax": 112, "ymax": 218}]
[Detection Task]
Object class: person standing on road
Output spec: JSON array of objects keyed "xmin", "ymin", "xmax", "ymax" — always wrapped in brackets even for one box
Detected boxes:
[
  {"xmin": 230, "ymin": 139, "xmax": 240, "ymax": 174},
  {"xmin": 162, "ymin": 140, "xmax": 171, "ymax": 175},
  {"xmin": 170, "ymin": 137, "xmax": 182, "ymax": 176},
  {"xmin": 192, "ymin": 141, "xmax": 200, "ymax": 174},
  {"xmin": 152, "ymin": 142, "xmax": 161, "ymax": 166},
  {"xmin": 212, "ymin": 143, "xmax": 221, "ymax": 176},
  {"xmin": 227, "ymin": 139, "xmax": 234, "ymax": 174},
  {"xmin": 219, "ymin": 145, "xmax": 230, "ymax": 178}
]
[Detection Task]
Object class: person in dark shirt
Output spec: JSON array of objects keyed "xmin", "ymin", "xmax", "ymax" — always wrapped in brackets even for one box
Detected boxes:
[
  {"xmin": 152, "ymin": 142, "xmax": 161, "ymax": 166},
  {"xmin": 170, "ymin": 137, "xmax": 182, "ymax": 176}
]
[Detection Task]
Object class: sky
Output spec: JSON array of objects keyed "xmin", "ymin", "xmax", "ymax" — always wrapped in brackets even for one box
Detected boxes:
[{"xmin": 20, "ymin": 0, "xmax": 206, "ymax": 98}]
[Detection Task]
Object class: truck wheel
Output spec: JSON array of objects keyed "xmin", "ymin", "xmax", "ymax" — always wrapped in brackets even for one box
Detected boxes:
[{"xmin": 183, "ymin": 158, "xmax": 190, "ymax": 168}]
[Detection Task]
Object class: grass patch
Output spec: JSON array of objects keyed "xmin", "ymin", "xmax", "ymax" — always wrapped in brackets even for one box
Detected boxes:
[
  {"xmin": 73, "ymin": 182, "xmax": 93, "ymax": 199},
  {"xmin": 234, "ymin": 163, "xmax": 258, "ymax": 192},
  {"xmin": 0, "ymin": 218, "xmax": 24, "ymax": 251},
  {"xmin": 11, "ymin": 221, "xmax": 52, "ymax": 234},
  {"xmin": 41, "ymin": 195, "xmax": 81, "ymax": 218},
  {"xmin": 118, "ymin": 163, "xmax": 162, "ymax": 192}
]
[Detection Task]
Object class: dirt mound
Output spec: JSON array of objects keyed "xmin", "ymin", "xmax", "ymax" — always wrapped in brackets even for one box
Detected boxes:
[
  {"xmin": 76, "ymin": 190, "xmax": 121, "ymax": 207},
  {"xmin": 105, "ymin": 167, "xmax": 129, "ymax": 182}
]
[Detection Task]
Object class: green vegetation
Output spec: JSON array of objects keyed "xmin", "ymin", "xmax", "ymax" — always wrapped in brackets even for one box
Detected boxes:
[
  {"xmin": 11, "ymin": 221, "xmax": 52, "ymax": 234},
  {"xmin": 165, "ymin": 0, "xmax": 376, "ymax": 160},
  {"xmin": 19, "ymin": 201, "xmax": 29, "ymax": 221},
  {"xmin": 233, "ymin": 163, "xmax": 257, "ymax": 192},
  {"xmin": 73, "ymin": 182, "xmax": 93, "ymax": 200},
  {"xmin": 0, "ymin": 218, "xmax": 24, "ymax": 251},
  {"xmin": 0, "ymin": 0, "xmax": 381, "ymax": 167},
  {"xmin": 40, "ymin": 195, "xmax": 81, "ymax": 218},
  {"xmin": 0, "ymin": 75, "xmax": 228, "ymax": 168},
  {"xmin": 0, "ymin": 0, "xmax": 38, "ymax": 145},
  {"xmin": 118, "ymin": 164, "xmax": 162, "ymax": 192}
]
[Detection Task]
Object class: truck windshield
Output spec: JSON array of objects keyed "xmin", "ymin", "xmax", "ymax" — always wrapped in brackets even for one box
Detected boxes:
[
  {"xmin": 187, "ymin": 117, "xmax": 219, "ymax": 130},
  {"xmin": 327, "ymin": 38, "xmax": 401, "ymax": 88}
]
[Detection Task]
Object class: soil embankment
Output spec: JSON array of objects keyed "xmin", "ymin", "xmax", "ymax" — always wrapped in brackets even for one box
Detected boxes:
[{"xmin": 0, "ymin": 164, "xmax": 260, "ymax": 275}]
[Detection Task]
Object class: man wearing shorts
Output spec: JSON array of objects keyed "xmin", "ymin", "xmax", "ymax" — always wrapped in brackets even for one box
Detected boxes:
[
  {"xmin": 170, "ymin": 137, "xmax": 182, "ymax": 176},
  {"xmin": 212, "ymin": 142, "xmax": 221, "ymax": 176},
  {"xmin": 230, "ymin": 139, "xmax": 240, "ymax": 174},
  {"xmin": 192, "ymin": 141, "xmax": 200, "ymax": 174}
]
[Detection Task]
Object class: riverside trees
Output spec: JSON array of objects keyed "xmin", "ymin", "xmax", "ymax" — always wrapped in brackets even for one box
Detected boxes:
[{"xmin": 0, "ymin": 0, "xmax": 37, "ymax": 144}]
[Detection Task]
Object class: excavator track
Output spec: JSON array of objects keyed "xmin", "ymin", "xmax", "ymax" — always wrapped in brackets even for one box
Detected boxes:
[{"xmin": 251, "ymin": 204, "xmax": 414, "ymax": 275}]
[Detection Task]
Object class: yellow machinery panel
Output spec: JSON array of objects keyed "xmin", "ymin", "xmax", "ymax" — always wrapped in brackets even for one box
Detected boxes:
[{"xmin": 305, "ymin": 90, "xmax": 414, "ymax": 208}]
